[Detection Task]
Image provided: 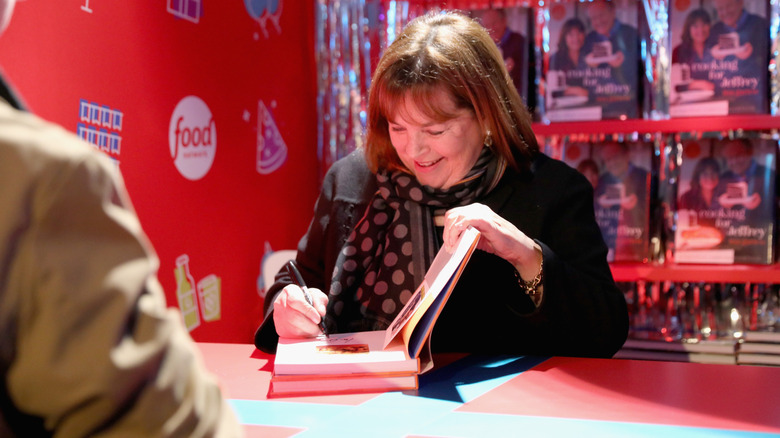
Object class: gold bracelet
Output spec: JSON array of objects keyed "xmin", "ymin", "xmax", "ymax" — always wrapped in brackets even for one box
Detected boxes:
[{"xmin": 514, "ymin": 255, "xmax": 543, "ymax": 296}]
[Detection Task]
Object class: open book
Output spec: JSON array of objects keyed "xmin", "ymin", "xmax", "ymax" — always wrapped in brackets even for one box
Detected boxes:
[{"xmin": 269, "ymin": 226, "xmax": 480, "ymax": 397}]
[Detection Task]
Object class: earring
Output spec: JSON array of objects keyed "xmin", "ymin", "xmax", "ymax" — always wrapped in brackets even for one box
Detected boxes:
[{"xmin": 484, "ymin": 130, "xmax": 493, "ymax": 148}]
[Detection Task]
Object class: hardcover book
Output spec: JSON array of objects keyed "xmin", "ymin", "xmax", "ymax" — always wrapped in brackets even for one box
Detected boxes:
[
  {"xmin": 273, "ymin": 330, "xmax": 420, "ymax": 376},
  {"xmin": 614, "ymin": 348, "xmax": 737, "ymax": 365},
  {"xmin": 738, "ymin": 342, "xmax": 780, "ymax": 355},
  {"xmin": 617, "ymin": 336, "xmax": 738, "ymax": 364},
  {"xmin": 564, "ymin": 140, "xmax": 651, "ymax": 262},
  {"xmin": 674, "ymin": 138, "xmax": 776, "ymax": 264},
  {"xmin": 736, "ymin": 353, "xmax": 780, "ymax": 366},
  {"xmin": 543, "ymin": 0, "xmax": 640, "ymax": 122},
  {"xmin": 270, "ymin": 227, "xmax": 481, "ymax": 397},
  {"xmin": 742, "ymin": 330, "xmax": 780, "ymax": 343},
  {"xmin": 622, "ymin": 338, "xmax": 737, "ymax": 355},
  {"xmin": 269, "ymin": 371, "xmax": 419, "ymax": 398},
  {"xmin": 669, "ymin": 0, "xmax": 769, "ymax": 117}
]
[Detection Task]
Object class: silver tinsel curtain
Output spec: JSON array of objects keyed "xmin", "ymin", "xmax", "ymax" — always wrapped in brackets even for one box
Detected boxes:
[
  {"xmin": 314, "ymin": 0, "xmax": 528, "ymax": 179},
  {"xmin": 315, "ymin": 0, "xmax": 780, "ymax": 179},
  {"xmin": 316, "ymin": 0, "xmax": 420, "ymax": 180}
]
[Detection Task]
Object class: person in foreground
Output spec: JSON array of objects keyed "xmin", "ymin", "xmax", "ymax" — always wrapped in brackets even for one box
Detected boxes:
[
  {"xmin": 0, "ymin": 1, "xmax": 242, "ymax": 436},
  {"xmin": 256, "ymin": 11, "xmax": 628, "ymax": 358}
]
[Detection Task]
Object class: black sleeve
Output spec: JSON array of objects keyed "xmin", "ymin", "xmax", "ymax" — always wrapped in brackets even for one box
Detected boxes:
[
  {"xmin": 254, "ymin": 151, "xmax": 375, "ymax": 353},
  {"xmin": 526, "ymin": 168, "xmax": 629, "ymax": 358}
]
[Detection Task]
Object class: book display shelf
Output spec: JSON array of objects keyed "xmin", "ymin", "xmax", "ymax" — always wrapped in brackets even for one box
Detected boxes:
[
  {"xmin": 533, "ymin": 115, "xmax": 780, "ymax": 138},
  {"xmin": 532, "ymin": 115, "xmax": 780, "ymax": 285},
  {"xmin": 535, "ymin": 116, "xmax": 780, "ymax": 366}
]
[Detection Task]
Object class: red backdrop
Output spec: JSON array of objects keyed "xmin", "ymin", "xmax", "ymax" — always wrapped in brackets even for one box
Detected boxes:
[{"xmin": 0, "ymin": 1, "xmax": 319, "ymax": 343}]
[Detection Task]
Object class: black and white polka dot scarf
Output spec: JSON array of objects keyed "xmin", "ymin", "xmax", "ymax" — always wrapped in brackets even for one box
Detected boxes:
[{"xmin": 325, "ymin": 147, "xmax": 506, "ymax": 333}]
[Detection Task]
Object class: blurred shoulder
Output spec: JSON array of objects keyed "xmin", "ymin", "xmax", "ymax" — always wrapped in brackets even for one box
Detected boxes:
[
  {"xmin": 530, "ymin": 152, "xmax": 592, "ymax": 191},
  {"xmin": 320, "ymin": 148, "xmax": 376, "ymax": 202},
  {"xmin": 0, "ymin": 101, "xmax": 114, "ymax": 179},
  {"xmin": 326, "ymin": 148, "xmax": 370, "ymax": 176},
  {"xmin": 532, "ymin": 152, "xmax": 578, "ymax": 176}
]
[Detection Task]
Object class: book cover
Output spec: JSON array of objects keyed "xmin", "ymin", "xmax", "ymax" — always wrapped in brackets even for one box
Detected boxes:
[
  {"xmin": 470, "ymin": 7, "xmax": 532, "ymax": 107},
  {"xmin": 674, "ymin": 138, "xmax": 776, "ymax": 264},
  {"xmin": 669, "ymin": 0, "xmax": 769, "ymax": 117},
  {"xmin": 543, "ymin": 0, "xmax": 640, "ymax": 122},
  {"xmin": 560, "ymin": 141, "xmax": 600, "ymax": 188},
  {"xmin": 584, "ymin": 140, "xmax": 651, "ymax": 262},
  {"xmin": 270, "ymin": 227, "xmax": 481, "ymax": 395}
]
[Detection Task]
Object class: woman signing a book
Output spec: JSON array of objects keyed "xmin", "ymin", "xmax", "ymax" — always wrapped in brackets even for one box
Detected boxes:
[{"xmin": 256, "ymin": 11, "xmax": 628, "ymax": 358}]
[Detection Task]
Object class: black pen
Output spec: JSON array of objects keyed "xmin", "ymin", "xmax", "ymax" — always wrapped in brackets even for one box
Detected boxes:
[{"xmin": 286, "ymin": 260, "xmax": 329, "ymax": 338}]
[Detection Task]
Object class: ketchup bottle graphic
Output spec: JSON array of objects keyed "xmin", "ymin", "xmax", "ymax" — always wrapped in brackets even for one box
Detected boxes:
[{"xmin": 174, "ymin": 254, "xmax": 200, "ymax": 331}]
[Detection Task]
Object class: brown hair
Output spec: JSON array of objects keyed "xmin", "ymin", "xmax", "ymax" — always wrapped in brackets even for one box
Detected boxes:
[
  {"xmin": 681, "ymin": 8, "xmax": 711, "ymax": 47},
  {"xmin": 364, "ymin": 10, "xmax": 538, "ymax": 174},
  {"xmin": 557, "ymin": 18, "xmax": 586, "ymax": 53}
]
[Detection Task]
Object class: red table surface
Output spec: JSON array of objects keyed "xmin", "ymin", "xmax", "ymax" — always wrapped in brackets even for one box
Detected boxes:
[
  {"xmin": 197, "ymin": 343, "xmax": 780, "ymax": 437},
  {"xmin": 459, "ymin": 356, "xmax": 780, "ymax": 434}
]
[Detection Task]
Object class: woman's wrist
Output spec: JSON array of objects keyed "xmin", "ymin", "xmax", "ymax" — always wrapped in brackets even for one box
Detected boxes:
[
  {"xmin": 511, "ymin": 241, "xmax": 542, "ymax": 287},
  {"xmin": 511, "ymin": 241, "xmax": 542, "ymax": 281},
  {"xmin": 512, "ymin": 244, "xmax": 543, "ymax": 306}
]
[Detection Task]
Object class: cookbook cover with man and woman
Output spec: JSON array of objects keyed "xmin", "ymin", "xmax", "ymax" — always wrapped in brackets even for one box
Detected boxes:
[
  {"xmin": 544, "ymin": 0, "xmax": 640, "ymax": 121},
  {"xmin": 669, "ymin": 0, "xmax": 769, "ymax": 117},
  {"xmin": 674, "ymin": 137, "xmax": 776, "ymax": 264}
]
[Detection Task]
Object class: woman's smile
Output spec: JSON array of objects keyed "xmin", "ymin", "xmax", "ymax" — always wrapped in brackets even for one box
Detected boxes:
[
  {"xmin": 388, "ymin": 88, "xmax": 483, "ymax": 189},
  {"xmin": 415, "ymin": 157, "xmax": 443, "ymax": 169}
]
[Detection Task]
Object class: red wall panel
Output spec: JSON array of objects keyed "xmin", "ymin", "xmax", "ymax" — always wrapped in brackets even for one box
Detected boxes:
[{"xmin": 0, "ymin": 1, "xmax": 318, "ymax": 343}]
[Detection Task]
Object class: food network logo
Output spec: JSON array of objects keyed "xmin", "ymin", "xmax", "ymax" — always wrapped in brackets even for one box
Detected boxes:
[{"xmin": 169, "ymin": 96, "xmax": 216, "ymax": 180}]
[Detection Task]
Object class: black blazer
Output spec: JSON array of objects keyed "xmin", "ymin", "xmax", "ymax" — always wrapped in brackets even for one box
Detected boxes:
[{"xmin": 256, "ymin": 149, "xmax": 628, "ymax": 358}]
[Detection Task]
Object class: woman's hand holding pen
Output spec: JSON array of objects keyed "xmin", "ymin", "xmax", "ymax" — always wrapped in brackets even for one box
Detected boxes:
[{"xmin": 272, "ymin": 284, "xmax": 329, "ymax": 338}]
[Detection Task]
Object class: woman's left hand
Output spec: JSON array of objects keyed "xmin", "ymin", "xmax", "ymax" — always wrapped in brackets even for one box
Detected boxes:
[{"xmin": 442, "ymin": 203, "xmax": 541, "ymax": 282}]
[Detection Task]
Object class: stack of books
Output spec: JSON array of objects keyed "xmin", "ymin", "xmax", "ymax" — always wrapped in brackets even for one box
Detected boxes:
[
  {"xmin": 268, "ymin": 227, "xmax": 481, "ymax": 397},
  {"xmin": 615, "ymin": 337, "xmax": 738, "ymax": 365},
  {"xmin": 270, "ymin": 330, "xmax": 421, "ymax": 396},
  {"xmin": 737, "ymin": 331, "xmax": 780, "ymax": 366}
]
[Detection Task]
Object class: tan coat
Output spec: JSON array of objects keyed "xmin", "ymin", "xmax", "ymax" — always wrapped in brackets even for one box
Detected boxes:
[{"xmin": 0, "ymin": 100, "xmax": 242, "ymax": 437}]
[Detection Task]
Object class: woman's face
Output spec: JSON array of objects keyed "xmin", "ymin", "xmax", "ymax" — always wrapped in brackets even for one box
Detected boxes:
[
  {"xmin": 582, "ymin": 168, "xmax": 598, "ymax": 188},
  {"xmin": 699, "ymin": 166, "xmax": 720, "ymax": 191},
  {"xmin": 689, "ymin": 19, "xmax": 710, "ymax": 44},
  {"xmin": 388, "ymin": 89, "xmax": 483, "ymax": 189},
  {"xmin": 565, "ymin": 27, "xmax": 585, "ymax": 52}
]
